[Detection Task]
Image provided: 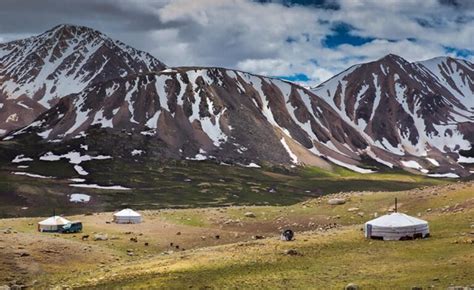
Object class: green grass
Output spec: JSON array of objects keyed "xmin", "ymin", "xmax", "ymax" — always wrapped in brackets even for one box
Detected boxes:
[
  {"xmin": 0, "ymin": 154, "xmax": 453, "ymax": 218},
  {"xmin": 81, "ymin": 184, "xmax": 474, "ymax": 289},
  {"xmin": 0, "ymin": 133, "xmax": 456, "ymax": 218},
  {"xmin": 160, "ymin": 210, "xmax": 210, "ymax": 227},
  {"xmin": 1, "ymin": 182, "xmax": 472, "ymax": 289},
  {"xmin": 87, "ymin": 214, "xmax": 474, "ymax": 289}
]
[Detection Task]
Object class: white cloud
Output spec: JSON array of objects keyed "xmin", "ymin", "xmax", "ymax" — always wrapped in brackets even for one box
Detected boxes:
[
  {"xmin": 0, "ymin": 0, "xmax": 472, "ymax": 86},
  {"xmin": 149, "ymin": 0, "xmax": 473, "ymax": 85},
  {"xmin": 336, "ymin": 0, "xmax": 474, "ymax": 49},
  {"xmin": 236, "ymin": 58, "xmax": 292, "ymax": 76}
]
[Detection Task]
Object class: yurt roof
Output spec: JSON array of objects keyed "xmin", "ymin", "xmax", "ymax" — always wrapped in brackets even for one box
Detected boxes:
[
  {"xmin": 113, "ymin": 208, "xmax": 141, "ymax": 217},
  {"xmin": 38, "ymin": 216, "xmax": 71, "ymax": 226},
  {"xmin": 366, "ymin": 213, "xmax": 428, "ymax": 227}
]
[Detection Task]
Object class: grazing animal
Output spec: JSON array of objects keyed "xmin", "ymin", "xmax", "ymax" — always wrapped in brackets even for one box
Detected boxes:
[
  {"xmin": 280, "ymin": 229, "xmax": 294, "ymax": 241},
  {"xmin": 170, "ymin": 242, "xmax": 174, "ymax": 247},
  {"xmin": 130, "ymin": 237, "xmax": 138, "ymax": 243},
  {"xmin": 175, "ymin": 245, "xmax": 180, "ymax": 249},
  {"xmin": 144, "ymin": 242, "xmax": 149, "ymax": 246},
  {"xmin": 81, "ymin": 235, "xmax": 89, "ymax": 241},
  {"xmin": 215, "ymin": 235, "xmax": 220, "ymax": 240}
]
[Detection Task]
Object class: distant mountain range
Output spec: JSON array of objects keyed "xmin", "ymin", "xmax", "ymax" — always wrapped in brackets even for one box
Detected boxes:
[{"xmin": 1, "ymin": 25, "xmax": 473, "ymax": 177}]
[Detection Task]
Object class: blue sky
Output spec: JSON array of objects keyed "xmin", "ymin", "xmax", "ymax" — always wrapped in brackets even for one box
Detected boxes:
[
  {"xmin": 0, "ymin": 0, "xmax": 472, "ymax": 85},
  {"xmin": 323, "ymin": 22, "xmax": 376, "ymax": 49}
]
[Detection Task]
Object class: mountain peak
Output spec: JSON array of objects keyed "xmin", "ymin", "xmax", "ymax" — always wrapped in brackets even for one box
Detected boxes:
[
  {"xmin": 44, "ymin": 24, "xmax": 104, "ymax": 41},
  {"xmin": 0, "ymin": 24, "xmax": 166, "ymax": 135},
  {"xmin": 377, "ymin": 53, "xmax": 409, "ymax": 64}
]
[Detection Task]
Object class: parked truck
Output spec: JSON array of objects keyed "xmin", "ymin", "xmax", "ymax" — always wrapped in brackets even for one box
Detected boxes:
[{"xmin": 58, "ymin": 222, "xmax": 83, "ymax": 233}]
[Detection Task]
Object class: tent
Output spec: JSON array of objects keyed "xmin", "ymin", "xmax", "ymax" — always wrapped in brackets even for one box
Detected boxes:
[
  {"xmin": 113, "ymin": 208, "xmax": 142, "ymax": 224},
  {"xmin": 364, "ymin": 212, "xmax": 429, "ymax": 241},
  {"xmin": 38, "ymin": 216, "xmax": 71, "ymax": 232}
]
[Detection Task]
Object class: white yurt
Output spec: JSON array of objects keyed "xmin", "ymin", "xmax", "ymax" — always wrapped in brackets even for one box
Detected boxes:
[
  {"xmin": 364, "ymin": 212, "xmax": 430, "ymax": 241},
  {"xmin": 113, "ymin": 208, "xmax": 142, "ymax": 224},
  {"xmin": 38, "ymin": 216, "xmax": 71, "ymax": 232}
]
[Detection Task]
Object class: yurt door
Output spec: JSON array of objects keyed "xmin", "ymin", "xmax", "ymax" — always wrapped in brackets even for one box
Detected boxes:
[{"xmin": 366, "ymin": 224, "xmax": 372, "ymax": 238}]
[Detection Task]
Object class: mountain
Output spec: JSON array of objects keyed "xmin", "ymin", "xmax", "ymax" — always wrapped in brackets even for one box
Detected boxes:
[
  {"xmin": 1, "ymin": 25, "xmax": 473, "ymax": 177},
  {"xmin": 5, "ymin": 67, "xmax": 377, "ymax": 172},
  {"xmin": 312, "ymin": 54, "xmax": 474, "ymax": 176},
  {"xmin": 0, "ymin": 24, "xmax": 166, "ymax": 135}
]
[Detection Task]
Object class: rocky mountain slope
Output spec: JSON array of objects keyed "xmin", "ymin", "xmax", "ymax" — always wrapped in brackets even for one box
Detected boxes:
[
  {"xmin": 312, "ymin": 54, "xmax": 473, "ymax": 177},
  {"xmin": 5, "ymin": 67, "xmax": 377, "ymax": 173},
  {"xmin": 417, "ymin": 56, "xmax": 474, "ymax": 110},
  {"xmin": 1, "ymin": 25, "xmax": 473, "ymax": 177},
  {"xmin": 0, "ymin": 24, "xmax": 166, "ymax": 135}
]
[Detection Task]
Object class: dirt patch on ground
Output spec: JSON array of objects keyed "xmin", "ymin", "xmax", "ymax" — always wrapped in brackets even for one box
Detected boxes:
[{"xmin": 0, "ymin": 231, "xmax": 116, "ymax": 286}]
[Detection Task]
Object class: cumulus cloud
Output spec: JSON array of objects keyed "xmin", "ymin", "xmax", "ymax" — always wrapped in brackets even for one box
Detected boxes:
[{"xmin": 0, "ymin": 0, "xmax": 472, "ymax": 86}]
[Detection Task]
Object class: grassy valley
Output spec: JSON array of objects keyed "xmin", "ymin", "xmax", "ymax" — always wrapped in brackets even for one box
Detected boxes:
[
  {"xmin": 1, "ymin": 136, "xmax": 471, "ymax": 289},
  {"xmin": 0, "ymin": 182, "xmax": 472, "ymax": 288}
]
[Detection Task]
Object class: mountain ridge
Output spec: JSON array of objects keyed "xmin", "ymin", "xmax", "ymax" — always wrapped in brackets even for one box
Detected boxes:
[
  {"xmin": 0, "ymin": 24, "xmax": 166, "ymax": 135},
  {"xmin": 1, "ymin": 25, "xmax": 473, "ymax": 177},
  {"xmin": 312, "ymin": 53, "xmax": 473, "ymax": 175}
]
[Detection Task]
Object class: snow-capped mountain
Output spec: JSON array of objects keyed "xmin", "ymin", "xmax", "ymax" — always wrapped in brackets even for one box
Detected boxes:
[
  {"xmin": 313, "ymin": 54, "xmax": 473, "ymax": 176},
  {"xmin": 1, "ymin": 25, "xmax": 473, "ymax": 177},
  {"xmin": 0, "ymin": 24, "xmax": 166, "ymax": 135},
  {"xmin": 8, "ymin": 67, "xmax": 377, "ymax": 173}
]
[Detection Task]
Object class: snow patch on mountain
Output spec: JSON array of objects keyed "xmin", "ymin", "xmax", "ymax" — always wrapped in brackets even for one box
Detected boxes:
[
  {"xmin": 145, "ymin": 111, "xmax": 161, "ymax": 129},
  {"xmin": 401, "ymin": 160, "xmax": 424, "ymax": 170},
  {"xmin": 12, "ymin": 155, "xmax": 34, "ymax": 163},
  {"xmin": 74, "ymin": 165, "xmax": 89, "ymax": 176},
  {"xmin": 131, "ymin": 149, "xmax": 144, "ymax": 156},
  {"xmin": 427, "ymin": 173, "xmax": 460, "ymax": 178},
  {"xmin": 244, "ymin": 163, "xmax": 261, "ymax": 168},
  {"xmin": 280, "ymin": 138, "xmax": 298, "ymax": 164},
  {"xmin": 92, "ymin": 110, "xmax": 113, "ymax": 128},
  {"xmin": 426, "ymin": 158, "xmax": 440, "ymax": 166},
  {"xmin": 69, "ymin": 184, "xmax": 131, "ymax": 190},
  {"xmin": 70, "ymin": 193, "xmax": 91, "ymax": 203},
  {"xmin": 458, "ymin": 156, "xmax": 474, "ymax": 163},
  {"xmin": 326, "ymin": 156, "xmax": 375, "ymax": 174},
  {"xmin": 39, "ymin": 151, "xmax": 111, "ymax": 177},
  {"xmin": 12, "ymin": 172, "xmax": 54, "ymax": 179}
]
